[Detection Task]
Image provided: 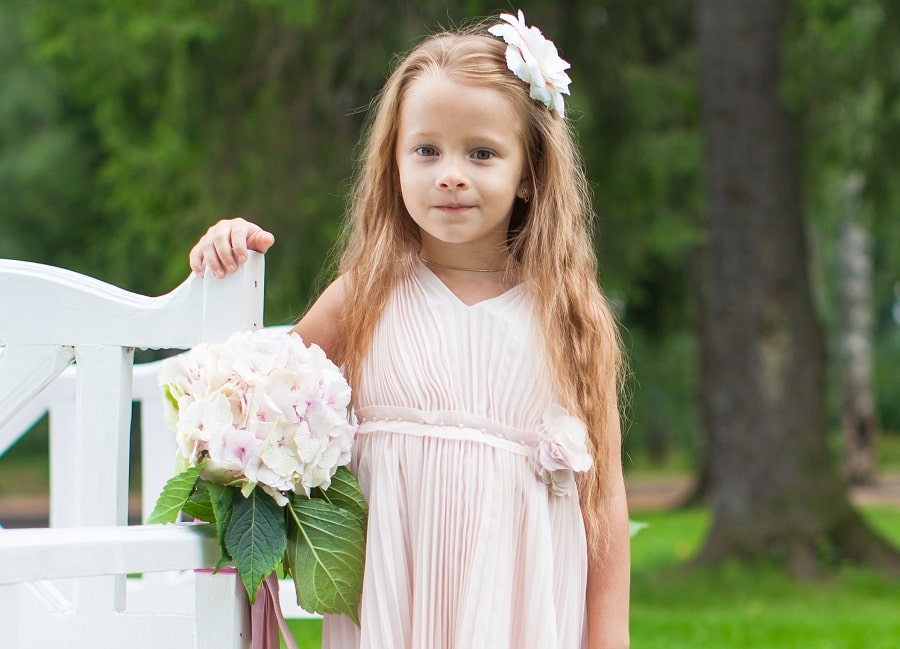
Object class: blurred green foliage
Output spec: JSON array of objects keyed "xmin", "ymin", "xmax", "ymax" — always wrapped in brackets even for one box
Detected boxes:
[
  {"xmin": 1, "ymin": 0, "xmax": 899, "ymax": 467},
  {"xmin": 785, "ymin": 0, "xmax": 900, "ymax": 436}
]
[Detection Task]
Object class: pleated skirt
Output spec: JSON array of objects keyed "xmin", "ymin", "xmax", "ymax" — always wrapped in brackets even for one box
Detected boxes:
[{"xmin": 321, "ymin": 414, "xmax": 588, "ymax": 649}]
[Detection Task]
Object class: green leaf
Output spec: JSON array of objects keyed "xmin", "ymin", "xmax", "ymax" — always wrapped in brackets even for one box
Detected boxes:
[
  {"xmin": 207, "ymin": 482, "xmax": 237, "ymax": 570},
  {"xmin": 225, "ymin": 489, "xmax": 286, "ymax": 603},
  {"xmin": 630, "ymin": 520, "xmax": 649, "ymax": 538},
  {"xmin": 162, "ymin": 383, "xmax": 179, "ymax": 413},
  {"xmin": 286, "ymin": 496, "xmax": 365, "ymax": 624},
  {"xmin": 311, "ymin": 466, "xmax": 368, "ymax": 531},
  {"xmin": 182, "ymin": 482, "xmax": 216, "ymax": 522},
  {"xmin": 147, "ymin": 460, "xmax": 206, "ymax": 525}
]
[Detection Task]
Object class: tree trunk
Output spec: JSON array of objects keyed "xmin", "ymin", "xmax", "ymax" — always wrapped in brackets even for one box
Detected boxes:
[
  {"xmin": 695, "ymin": 0, "xmax": 899, "ymax": 573},
  {"xmin": 836, "ymin": 175, "xmax": 879, "ymax": 485}
]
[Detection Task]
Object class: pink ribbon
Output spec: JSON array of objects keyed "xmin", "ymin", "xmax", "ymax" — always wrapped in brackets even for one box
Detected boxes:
[{"xmin": 251, "ymin": 572, "xmax": 299, "ymax": 649}]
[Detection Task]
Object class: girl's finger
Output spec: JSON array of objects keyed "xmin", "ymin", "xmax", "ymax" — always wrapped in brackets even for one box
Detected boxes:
[
  {"xmin": 188, "ymin": 242, "xmax": 206, "ymax": 277},
  {"xmin": 210, "ymin": 233, "xmax": 238, "ymax": 277},
  {"xmin": 247, "ymin": 228, "xmax": 276, "ymax": 253},
  {"xmin": 230, "ymin": 223, "xmax": 250, "ymax": 266}
]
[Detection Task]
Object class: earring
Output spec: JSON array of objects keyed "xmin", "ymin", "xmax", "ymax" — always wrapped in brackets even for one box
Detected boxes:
[{"xmin": 521, "ymin": 187, "xmax": 530, "ymax": 203}]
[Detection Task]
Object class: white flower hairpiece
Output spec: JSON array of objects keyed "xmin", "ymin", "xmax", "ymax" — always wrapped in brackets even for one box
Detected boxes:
[{"xmin": 488, "ymin": 9, "xmax": 572, "ymax": 118}]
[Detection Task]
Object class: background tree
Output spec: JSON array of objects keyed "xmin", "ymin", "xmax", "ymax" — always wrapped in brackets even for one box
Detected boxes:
[
  {"xmin": 785, "ymin": 0, "xmax": 888, "ymax": 485},
  {"xmin": 778, "ymin": 1, "xmax": 900, "ymax": 487},
  {"xmin": 696, "ymin": 0, "xmax": 898, "ymax": 572}
]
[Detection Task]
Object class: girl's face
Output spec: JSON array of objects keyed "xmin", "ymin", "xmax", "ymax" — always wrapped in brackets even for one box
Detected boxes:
[{"xmin": 395, "ymin": 76, "xmax": 527, "ymax": 259}]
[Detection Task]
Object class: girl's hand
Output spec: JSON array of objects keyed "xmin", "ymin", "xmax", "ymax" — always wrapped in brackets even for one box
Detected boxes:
[{"xmin": 189, "ymin": 217, "xmax": 275, "ymax": 278}]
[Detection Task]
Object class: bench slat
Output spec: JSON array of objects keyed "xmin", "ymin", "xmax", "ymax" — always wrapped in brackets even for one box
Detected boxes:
[{"xmin": 0, "ymin": 523, "xmax": 219, "ymax": 584}]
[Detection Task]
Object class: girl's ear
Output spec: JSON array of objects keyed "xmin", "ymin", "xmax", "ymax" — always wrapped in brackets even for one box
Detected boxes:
[{"xmin": 517, "ymin": 183, "xmax": 532, "ymax": 203}]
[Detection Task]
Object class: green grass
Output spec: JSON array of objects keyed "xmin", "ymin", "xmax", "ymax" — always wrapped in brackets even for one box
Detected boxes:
[
  {"xmin": 282, "ymin": 620, "xmax": 321, "ymax": 649},
  {"xmin": 630, "ymin": 507, "xmax": 900, "ymax": 649},
  {"xmin": 278, "ymin": 507, "xmax": 900, "ymax": 649}
]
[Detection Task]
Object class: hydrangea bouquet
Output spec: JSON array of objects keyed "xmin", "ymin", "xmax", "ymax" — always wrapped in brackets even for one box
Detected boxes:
[{"xmin": 148, "ymin": 329, "xmax": 366, "ymax": 623}]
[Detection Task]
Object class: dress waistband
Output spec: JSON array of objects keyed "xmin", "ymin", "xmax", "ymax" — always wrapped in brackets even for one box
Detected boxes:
[{"xmin": 355, "ymin": 406, "xmax": 538, "ymax": 457}]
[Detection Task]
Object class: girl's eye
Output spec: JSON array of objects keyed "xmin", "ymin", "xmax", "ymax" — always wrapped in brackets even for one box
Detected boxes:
[
  {"xmin": 415, "ymin": 146, "xmax": 438, "ymax": 157},
  {"xmin": 472, "ymin": 149, "xmax": 494, "ymax": 161}
]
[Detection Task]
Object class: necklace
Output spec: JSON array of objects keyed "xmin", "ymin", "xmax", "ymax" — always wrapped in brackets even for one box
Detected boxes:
[{"xmin": 417, "ymin": 252, "xmax": 505, "ymax": 273}]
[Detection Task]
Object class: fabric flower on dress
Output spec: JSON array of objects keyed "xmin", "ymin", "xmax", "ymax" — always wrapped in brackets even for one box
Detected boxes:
[
  {"xmin": 535, "ymin": 404, "xmax": 593, "ymax": 496},
  {"xmin": 488, "ymin": 9, "xmax": 572, "ymax": 118}
]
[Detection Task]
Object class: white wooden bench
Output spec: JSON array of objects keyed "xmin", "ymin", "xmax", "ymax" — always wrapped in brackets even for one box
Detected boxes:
[{"xmin": 0, "ymin": 254, "xmax": 276, "ymax": 649}]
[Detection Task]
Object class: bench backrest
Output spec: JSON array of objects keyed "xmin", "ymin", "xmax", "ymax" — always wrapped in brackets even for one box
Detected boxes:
[{"xmin": 0, "ymin": 255, "xmax": 264, "ymax": 649}]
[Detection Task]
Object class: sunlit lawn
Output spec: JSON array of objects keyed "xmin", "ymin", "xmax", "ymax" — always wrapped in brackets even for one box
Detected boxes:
[
  {"xmin": 282, "ymin": 620, "xmax": 321, "ymax": 649},
  {"xmin": 283, "ymin": 506, "xmax": 900, "ymax": 649},
  {"xmin": 630, "ymin": 507, "xmax": 900, "ymax": 649}
]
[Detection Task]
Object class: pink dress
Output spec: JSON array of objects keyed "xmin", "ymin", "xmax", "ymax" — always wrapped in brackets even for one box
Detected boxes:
[{"xmin": 322, "ymin": 258, "xmax": 588, "ymax": 649}]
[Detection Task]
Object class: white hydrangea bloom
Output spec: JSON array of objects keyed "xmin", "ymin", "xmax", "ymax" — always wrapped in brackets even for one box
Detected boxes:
[{"xmin": 158, "ymin": 329, "xmax": 357, "ymax": 503}]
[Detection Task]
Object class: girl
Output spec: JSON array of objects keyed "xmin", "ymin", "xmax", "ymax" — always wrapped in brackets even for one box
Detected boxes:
[{"xmin": 191, "ymin": 12, "xmax": 630, "ymax": 649}]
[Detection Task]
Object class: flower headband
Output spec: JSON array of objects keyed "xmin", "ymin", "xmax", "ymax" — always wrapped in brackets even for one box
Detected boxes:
[{"xmin": 488, "ymin": 10, "xmax": 572, "ymax": 118}]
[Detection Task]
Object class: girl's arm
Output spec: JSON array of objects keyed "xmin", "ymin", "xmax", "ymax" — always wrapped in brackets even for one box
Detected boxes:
[
  {"xmin": 187, "ymin": 217, "xmax": 347, "ymax": 355},
  {"xmin": 289, "ymin": 275, "xmax": 347, "ymax": 360},
  {"xmin": 585, "ymin": 405, "xmax": 631, "ymax": 649}
]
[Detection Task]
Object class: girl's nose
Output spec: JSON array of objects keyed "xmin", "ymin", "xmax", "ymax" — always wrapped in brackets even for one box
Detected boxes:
[{"xmin": 436, "ymin": 161, "xmax": 469, "ymax": 189}]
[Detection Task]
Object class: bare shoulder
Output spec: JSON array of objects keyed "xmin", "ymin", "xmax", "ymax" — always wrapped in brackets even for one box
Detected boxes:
[{"xmin": 290, "ymin": 275, "xmax": 348, "ymax": 359}]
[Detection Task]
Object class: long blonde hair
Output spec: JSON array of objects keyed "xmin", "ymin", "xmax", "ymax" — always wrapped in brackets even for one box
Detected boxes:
[{"xmin": 334, "ymin": 24, "xmax": 624, "ymax": 555}]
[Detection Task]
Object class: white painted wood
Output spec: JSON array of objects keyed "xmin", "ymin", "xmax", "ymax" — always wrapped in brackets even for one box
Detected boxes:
[
  {"xmin": 124, "ymin": 571, "xmax": 197, "ymax": 614},
  {"xmin": 0, "ymin": 357, "xmax": 58, "ymax": 457},
  {"xmin": 72, "ymin": 345, "xmax": 134, "ymax": 528},
  {"xmin": 196, "ymin": 571, "xmax": 251, "ymax": 649},
  {"xmin": 0, "ymin": 253, "xmax": 266, "ymax": 649},
  {"xmin": 0, "ymin": 344, "xmax": 73, "ymax": 431},
  {"xmin": 48, "ymin": 383, "xmax": 79, "ymax": 528},
  {"xmin": 0, "ymin": 573, "xmax": 242, "ymax": 649},
  {"xmin": 0, "ymin": 524, "xmax": 219, "ymax": 583},
  {"xmin": 0, "ymin": 254, "xmax": 263, "ymax": 347},
  {"xmin": 69, "ymin": 345, "xmax": 135, "ymax": 617}
]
